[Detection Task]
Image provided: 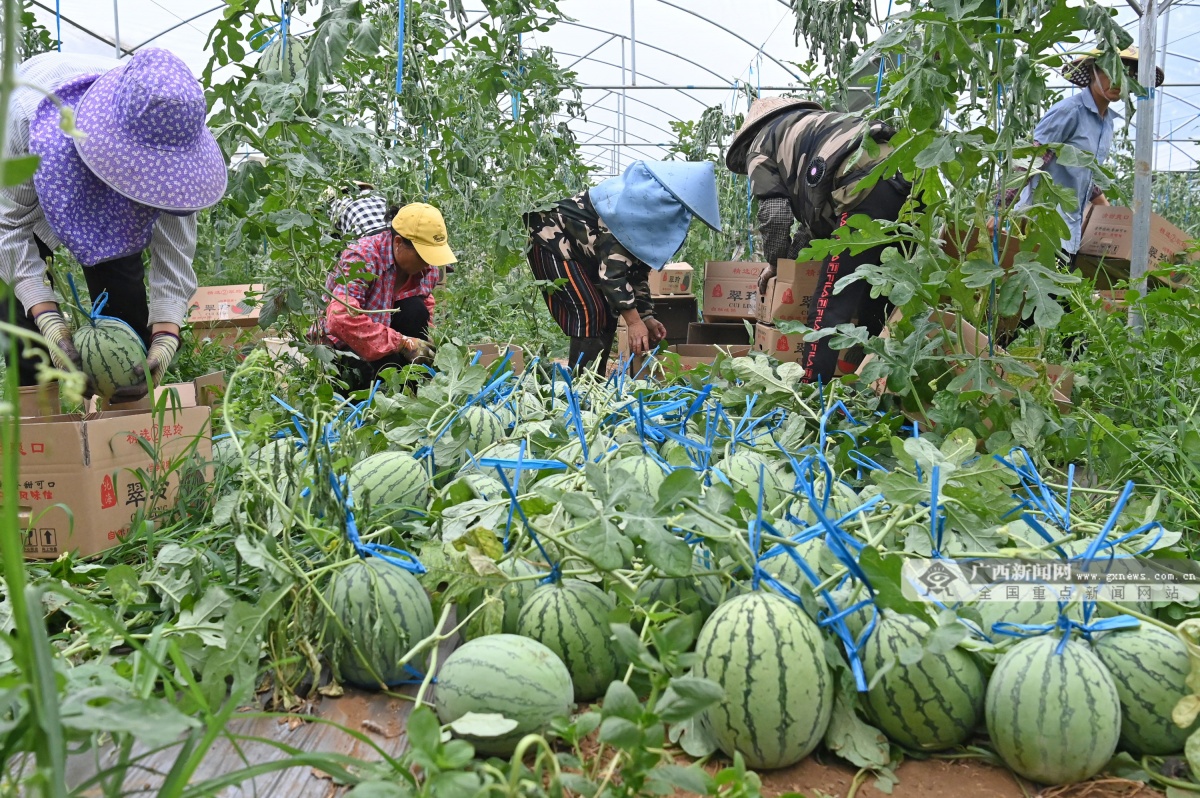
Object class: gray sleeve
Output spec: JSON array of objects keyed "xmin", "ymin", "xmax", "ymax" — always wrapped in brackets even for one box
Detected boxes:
[
  {"xmin": 147, "ymin": 212, "xmax": 199, "ymax": 326},
  {"xmin": 757, "ymin": 196, "xmax": 794, "ymax": 268}
]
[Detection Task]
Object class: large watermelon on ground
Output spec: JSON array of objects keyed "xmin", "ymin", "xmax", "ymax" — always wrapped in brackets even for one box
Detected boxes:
[
  {"xmin": 435, "ymin": 633, "xmax": 574, "ymax": 756},
  {"xmin": 349, "ymin": 451, "xmax": 429, "ymax": 508},
  {"xmin": 985, "ymin": 634, "xmax": 1120, "ymax": 785},
  {"xmin": 694, "ymin": 592, "xmax": 833, "ymax": 769},
  {"xmin": 324, "ymin": 557, "xmax": 436, "ymax": 689},
  {"xmin": 74, "ymin": 317, "xmax": 146, "ymax": 400},
  {"xmin": 258, "ymin": 34, "xmax": 307, "ymax": 82},
  {"xmin": 862, "ymin": 610, "xmax": 985, "ymax": 751},
  {"xmin": 515, "ymin": 579, "xmax": 623, "ymax": 701},
  {"xmin": 1093, "ymin": 624, "xmax": 1197, "ymax": 755},
  {"xmin": 608, "ymin": 453, "xmax": 667, "ymax": 499}
]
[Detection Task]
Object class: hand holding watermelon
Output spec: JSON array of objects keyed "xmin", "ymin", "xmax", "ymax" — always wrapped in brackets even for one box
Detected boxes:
[{"xmin": 32, "ymin": 307, "xmax": 93, "ymax": 397}]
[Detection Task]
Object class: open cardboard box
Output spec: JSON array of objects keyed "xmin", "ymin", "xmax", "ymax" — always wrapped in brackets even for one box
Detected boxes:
[
  {"xmin": 14, "ymin": 384, "xmax": 214, "ymax": 560},
  {"xmin": 188, "ymin": 284, "xmax": 268, "ymax": 349},
  {"xmin": 1077, "ymin": 206, "xmax": 1196, "ymax": 289},
  {"xmin": 855, "ymin": 309, "xmax": 1071, "ymax": 415},
  {"xmin": 647, "ymin": 263, "xmax": 695, "ymax": 295},
  {"xmin": 470, "ymin": 343, "xmax": 526, "ymax": 374}
]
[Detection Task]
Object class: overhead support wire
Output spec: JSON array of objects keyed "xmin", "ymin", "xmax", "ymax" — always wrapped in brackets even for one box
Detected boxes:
[{"xmin": 27, "ymin": 0, "xmax": 135, "ymax": 56}]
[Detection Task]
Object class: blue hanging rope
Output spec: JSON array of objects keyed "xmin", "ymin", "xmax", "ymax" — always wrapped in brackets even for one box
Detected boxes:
[
  {"xmin": 55, "ymin": 0, "xmax": 62, "ymax": 52},
  {"xmin": 249, "ymin": 1, "xmax": 292, "ymax": 54},
  {"xmin": 483, "ymin": 440, "xmax": 565, "ymax": 582},
  {"xmin": 396, "ymin": 0, "xmax": 406, "ymax": 94},
  {"xmin": 329, "ymin": 467, "xmax": 426, "ymax": 574}
]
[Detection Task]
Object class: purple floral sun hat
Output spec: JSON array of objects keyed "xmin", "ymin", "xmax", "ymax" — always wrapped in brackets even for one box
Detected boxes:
[
  {"xmin": 29, "ymin": 73, "xmax": 161, "ymax": 267},
  {"xmin": 74, "ymin": 48, "xmax": 227, "ymax": 213}
]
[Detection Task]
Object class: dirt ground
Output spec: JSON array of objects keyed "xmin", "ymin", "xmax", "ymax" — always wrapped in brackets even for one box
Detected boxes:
[{"xmin": 738, "ymin": 756, "xmax": 1165, "ymax": 798}]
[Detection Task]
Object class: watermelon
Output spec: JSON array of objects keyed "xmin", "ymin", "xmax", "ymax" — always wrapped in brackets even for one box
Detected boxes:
[
  {"xmin": 461, "ymin": 405, "xmax": 507, "ymax": 454},
  {"xmin": 349, "ymin": 451, "xmax": 429, "ymax": 508},
  {"xmin": 457, "ymin": 441, "xmax": 527, "ymax": 484},
  {"xmin": 324, "ymin": 558, "xmax": 436, "ymax": 689},
  {"xmin": 694, "ymin": 592, "xmax": 833, "ymax": 769},
  {"xmin": 1093, "ymin": 624, "xmax": 1197, "ymax": 755},
  {"xmin": 435, "ymin": 633, "xmax": 574, "ymax": 756},
  {"xmin": 975, "ymin": 597, "xmax": 1081, "ymax": 642},
  {"xmin": 515, "ymin": 579, "xmax": 623, "ymax": 701},
  {"xmin": 609, "ymin": 453, "xmax": 667, "ymax": 498},
  {"xmin": 258, "ymin": 34, "xmax": 307, "ymax": 82},
  {"xmin": 862, "ymin": 610, "xmax": 985, "ymax": 751},
  {"xmin": 716, "ymin": 450, "xmax": 786, "ymax": 509},
  {"xmin": 74, "ymin": 317, "xmax": 146, "ymax": 400},
  {"xmin": 985, "ymin": 634, "xmax": 1120, "ymax": 785},
  {"xmin": 465, "ymin": 558, "xmax": 545, "ymax": 636}
]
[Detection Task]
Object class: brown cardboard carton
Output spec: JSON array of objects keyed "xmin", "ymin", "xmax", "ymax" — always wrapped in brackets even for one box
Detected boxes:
[
  {"xmin": 647, "ymin": 263, "xmax": 695, "ymax": 295},
  {"xmin": 470, "ymin": 343, "xmax": 525, "ymax": 374},
  {"xmin": 89, "ymin": 373, "xmax": 228, "ymax": 414},
  {"xmin": 686, "ymin": 322, "xmax": 753, "ymax": 347},
  {"xmin": 940, "ymin": 224, "xmax": 1025, "ymax": 272},
  {"xmin": 753, "ymin": 323, "xmax": 805, "ymax": 363},
  {"xmin": 189, "ymin": 284, "xmax": 267, "ymax": 349},
  {"xmin": 629, "ymin": 344, "xmax": 751, "ymax": 376},
  {"xmin": 767, "ymin": 265, "xmax": 819, "ymax": 324},
  {"xmin": 702, "ymin": 262, "xmax": 766, "ymax": 320},
  {"xmin": 19, "ymin": 383, "xmax": 60, "ymax": 418},
  {"xmin": 756, "ymin": 279, "xmax": 776, "ymax": 324},
  {"xmin": 775, "ymin": 259, "xmax": 822, "ymax": 285},
  {"xmin": 13, "ymin": 400, "xmax": 212, "ymax": 560},
  {"xmin": 1078, "ymin": 206, "xmax": 1195, "ymax": 287}
]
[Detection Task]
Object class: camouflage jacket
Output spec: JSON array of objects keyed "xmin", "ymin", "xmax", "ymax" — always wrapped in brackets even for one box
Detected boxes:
[{"xmin": 525, "ymin": 191, "xmax": 655, "ymax": 320}]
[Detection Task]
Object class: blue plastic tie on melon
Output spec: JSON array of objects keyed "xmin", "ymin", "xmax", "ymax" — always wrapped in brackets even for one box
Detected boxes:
[
  {"xmin": 330, "ymin": 469, "xmax": 426, "ymax": 574},
  {"xmin": 485, "ymin": 441, "xmax": 564, "ymax": 581},
  {"xmin": 992, "ymin": 604, "xmax": 1140, "ymax": 655},
  {"xmin": 384, "ymin": 662, "xmax": 434, "ymax": 688},
  {"xmin": 929, "ymin": 465, "xmax": 944, "ymax": 556}
]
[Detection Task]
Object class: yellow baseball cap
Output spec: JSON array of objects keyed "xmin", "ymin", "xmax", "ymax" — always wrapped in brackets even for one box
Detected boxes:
[{"xmin": 392, "ymin": 202, "xmax": 458, "ymax": 267}]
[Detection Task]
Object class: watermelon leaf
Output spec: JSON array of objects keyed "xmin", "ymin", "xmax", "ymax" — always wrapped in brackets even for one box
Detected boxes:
[
  {"xmin": 404, "ymin": 705, "xmax": 443, "ymax": 756},
  {"xmin": 632, "ymin": 523, "xmax": 692, "ymax": 577},
  {"xmin": 1185, "ymin": 729, "xmax": 1200, "ymax": 787},
  {"xmin": 646, "ymin": 764, "xmax": 711, "ymax": 796},
  {"xmin": 573, "ymin": 518, "xmax": 633, "ymax": 572},
  {"xmin": 669, "ymin": 714, "xmax": 719, "ymax": 758},
  {"xmin": 446, "ymin": 712, "xmax": 519, "ymax": 739},
  {"xmin": 654, "ymin": 676, "xmax": 724, "ymax": 723},
  {"xmin": 857, "ymin": 547, "xmax": 936, "ymax": 625},
  {"xmin": 602, "ymin": 680, "xmax": 642, "ymax": 721},
  {"xmin": 823, "ymin": 671, "xmax": 891, "ymax": 770},
  {"xmin": 655, "ymin": 468, "xmax": 701, "ymax": 512},
  {"xmin": 598, "ymin": 716, "xmax": 642, "ymax": 749},
  {"xmin": 344, "ymin": 782, "xmax": 416, "ymax": 797}
]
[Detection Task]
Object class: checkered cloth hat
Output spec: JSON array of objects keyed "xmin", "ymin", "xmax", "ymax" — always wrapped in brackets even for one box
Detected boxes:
[{"xmin": 331, "ymin": 193, "xmax": 390, "ymax": 239}]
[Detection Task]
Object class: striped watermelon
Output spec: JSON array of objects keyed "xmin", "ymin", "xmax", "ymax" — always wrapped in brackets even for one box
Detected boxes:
[
  {"xmin": 609, "ymin": 453, "xmax": 667, "ymax": 498},
  {"xmin": 694, "ymin": 592, "xmax": 833, "ymax": 769},
  {"xmin": 466, "ymin": 557, "xmax": 545, "ymax": 636},
  {"xmin": 74, "ymin": 317, "xmax": 146, "ymax": 400},
  {"xmin": 258, "ymin": 34, "xmax": 307, "ymax": 82},
  {"xmin": 435, "ymin": 633, "xmax": 574, "ymax": 756},
  {"xmin": 716, "ymin": 450, "xmax": 786, "ymax": 509},
  {"xmin": 349, "ymin": 451, "xmax": 429, "ymax": 508},
  {"xmin": 515, "ymin": 579, "xmax": 623, "ymax": 701},
  {"xmin": 985, "ymin": 634, "xmax": 1120, "ymax": 785},
  {"xmin": 457, "ymin": 441, "xmax": 527, "ymax": 484},
  {"xmin": 1093, "ymin": 624, "xmax": 1197, "ymax": 755},
  {"xmin": 861, "ymin": 610, "xmax": 985, "ymax": 751},
  {"xmin": 461, "ymin": 405, "xmax": 507, "ymax": 454},
  {"xmin": 975, "ymin": 598, "xmax": 1081, "ymax": 642},
  {"xmin": 323, "ymin": 558, "xmax": 436, "ymax": 689}
]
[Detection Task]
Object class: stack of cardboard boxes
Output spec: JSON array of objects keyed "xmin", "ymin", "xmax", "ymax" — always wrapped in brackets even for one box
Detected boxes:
[
  {"xmin": 617, "ymin": 263, "xmax": 697, "ymax": 356},
  {"xmin": 752, "ymin": 259, "xmax": 820, "ymax": 364}
]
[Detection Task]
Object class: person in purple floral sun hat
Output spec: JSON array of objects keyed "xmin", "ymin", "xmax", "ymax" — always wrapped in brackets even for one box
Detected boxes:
[{"xmin": 0, "ymin": 48, "xmax": 228, "ymax": 400}]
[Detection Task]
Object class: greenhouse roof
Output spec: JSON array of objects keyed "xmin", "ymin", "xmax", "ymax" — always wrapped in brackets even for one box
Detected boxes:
[{"xmin": 26, "ymin": 0, "xmax": 1200, "ymax": 177}]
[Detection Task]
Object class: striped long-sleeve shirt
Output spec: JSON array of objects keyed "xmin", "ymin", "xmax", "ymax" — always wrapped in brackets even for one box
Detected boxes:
[{"xmin": 0, "ymin": 52, "xmax": 199, "ymax": 326}]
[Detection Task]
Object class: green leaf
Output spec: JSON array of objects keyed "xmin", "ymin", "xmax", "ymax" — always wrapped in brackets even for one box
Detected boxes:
[
  {"xmin": 573, "ymin": 518, "xmax": 633, "ymax": 572},
  {"xmin": 655, "ymin": 468, "xmax": 701, "ymax": 511},
  {"xmin": 654, "ymin": 677, "xmax": 724, "ymax": 723},
  {"xmin": 446, "ymin": 712, "xmax": 519, "ymax": 738},
  {"xmin": 602, "ymin": 680, "xmax": 642, "ymax": 721},
  {"xmin": 1186, "ymin": 727, "xmax": 1200, "ymax": 782},
  {"xmin": 635, "ymin": 523, "xmax": 692, "ymax": 577},
  {"xmin": 913, "ymin": 136, "xmax": 955, "ymax": 169},
  {"xmin": 60, "ymin": 689, "xmax": 201, "ymax": 742},
  {"xmin": 406, "ymin": 705, "xmax": 443, "ymax": 756},
  {"xmin": 598, "ymin": 716, "xmax": 642, "ymax": 749},
  {"xmin": 646, "ymin": 764, "xmax": 711, "ymax": 796},
  {"xmin": 426, "ymin": 771, "xmax": 483, "ymax": 798},
  {"xmin": 669, "ymin": 714, "xmax": 719, "ymax": 758},
  {"xmin": 858, "ymin": 548, "xmax": 934, "ymax": 623},
  {"xmin": 823, "ymin": 674, "xmax": 891, "ymax": 769},
  {"xmin": 1, "ymin": 154, "xmax": 39, "ymax": 186},
  {"xmin": 104, "ymin": 564, "xmax": 143, "ymax": 607},
  {"xmin": 345, "ymin": 783, "xmax": 416, "ymax": 798}
]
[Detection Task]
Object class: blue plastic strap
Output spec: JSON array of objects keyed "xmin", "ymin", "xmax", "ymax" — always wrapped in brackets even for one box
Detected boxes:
[
  {"xmin": 330, "ymin": 469, "xmax": 426, "ymax": 574},
  {"xmin": 993, "ymin": 611, "xmax": 1140, "ymax": 654}
]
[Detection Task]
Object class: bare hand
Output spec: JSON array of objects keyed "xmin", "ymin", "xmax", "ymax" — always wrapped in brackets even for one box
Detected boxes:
[
  {"xmin": 626, "ymin": 319, "xmax": 650, "ymax": 354},
  {"xmin": 645, "ymin": 318, "xmax": 667, "ymax": 346},
  {"xmin": 757, "ymin": 264, "xmax": 777, "ymax": 298},
  {"xmin": 1093, "ymin": 192, "xmax": 1110, "ymax": 206}
]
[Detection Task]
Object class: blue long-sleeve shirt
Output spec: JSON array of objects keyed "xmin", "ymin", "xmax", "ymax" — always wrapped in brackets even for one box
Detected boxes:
[{"xmin": 1017, "ymin": 90, "xmax": 1115, "ymax": 255}]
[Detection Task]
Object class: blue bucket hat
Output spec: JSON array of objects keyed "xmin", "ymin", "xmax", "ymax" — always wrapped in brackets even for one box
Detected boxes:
[{"xmin": 589, "ymin": 160, "xmax": 721, "ymax": 271}]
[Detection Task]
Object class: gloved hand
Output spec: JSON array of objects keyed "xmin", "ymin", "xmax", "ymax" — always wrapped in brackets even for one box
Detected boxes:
[
  {"xmin": 32, "ymin": 309, "xmax": 93, "ymax": 398},
  {"xmin": 398, "ymin": 335, "xmax": 435, "ymax": 366},
  {"xmin": 757, "ymin": 262, "xmax": 777, "ymax": 298},
  {"xmin": 113, "ymin": 331, "xmax": 180, "ymax": 405}
]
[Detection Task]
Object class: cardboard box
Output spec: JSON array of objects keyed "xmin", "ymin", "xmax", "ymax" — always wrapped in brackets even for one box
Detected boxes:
[
  {"xmin": 470, "ymin": 343, "xmax": 525, "ymax": 374},
  {"xmin": 753, "ymin": 323, "xmax": 805, "ymax": 363},
  {"xmin": 19, "ymin": 383, "xmax": 61, "ymax": 418},
  {"xmin": 1077, "ymin": 206, "xmax": 1195, "ymax": 287},
  {"xmin": 687, "ymin": 322, "xmax": 753, "ymax": 347},
  {"xmin": 1096, "ymin": 290, "xmax": 1128, "ymax": 314},
  {"xmin": 88, "ymin": 373, "xmax": 228, "ymax": 414},
  {"xmin": 767, "ymin": 263, "xmax": 821, "ymax": 325},
  {"xmin": 629, "ymin": 344, "xmax": 751, "ymax": 376},
  {"xmin": 189, "ymin": 284, "xmax": 267, "ymax": 349},
  {"xmin": 13, "ymin": 399, "xmax": 213, "ymax": 560},
  {"xmin": 702, "ymin": 261, "xmax": 766, "ymax": 320},
  {"xmin": 647, "ymin": 263, "xmax": 695, "ymax": 295}
]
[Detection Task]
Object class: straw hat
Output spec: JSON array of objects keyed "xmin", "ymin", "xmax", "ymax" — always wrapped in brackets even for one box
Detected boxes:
[
  {"xmin": 726, "ymin": 97, "xmax": 824, "ymax": 175},
  {"xmin": 1064, "ymin": 46, "xmax": 1164, "ymax": 89}
]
